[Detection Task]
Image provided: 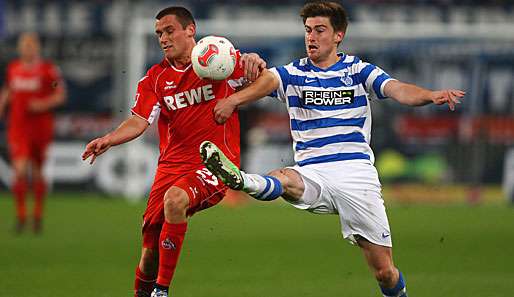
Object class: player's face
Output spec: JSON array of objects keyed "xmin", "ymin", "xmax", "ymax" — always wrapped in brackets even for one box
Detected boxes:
[
  {"xmin": 155, "ymin": 14, "xmax": 195, "ymax": 61},
  {"xmin": 304, "ymin": 17, "xmax": 343, "ymax": 63},
  {"xmin": 18, "ymin": 33, "xmax": 41, "ymax": 62}
]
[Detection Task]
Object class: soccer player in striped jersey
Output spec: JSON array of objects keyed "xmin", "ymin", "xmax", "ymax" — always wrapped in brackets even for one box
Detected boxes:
[{"xmin": 200, "ymin": 2, "xmax": 464, "ymax": 297}]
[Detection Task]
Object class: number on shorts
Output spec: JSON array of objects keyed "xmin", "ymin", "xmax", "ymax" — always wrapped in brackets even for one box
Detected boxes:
[{"xmin": 196, "ymin": 168, "xmax": 219, "ymax": 186}]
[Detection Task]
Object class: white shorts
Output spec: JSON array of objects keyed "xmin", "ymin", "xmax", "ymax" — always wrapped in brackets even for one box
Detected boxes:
[{"xmin": 286, "ymin": 160, "xmax": 392, "ymax": 247}]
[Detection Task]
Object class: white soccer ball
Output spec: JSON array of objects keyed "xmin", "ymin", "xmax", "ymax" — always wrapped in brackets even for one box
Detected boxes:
[{"xmin": 191, "ymin": 35, "xmax": 236, "ymax": 80}]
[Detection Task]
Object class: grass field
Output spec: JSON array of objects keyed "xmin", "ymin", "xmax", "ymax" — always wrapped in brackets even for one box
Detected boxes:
[{"xmin": 1, "ymin": 192, "xmax": 514, "ymax": 297}]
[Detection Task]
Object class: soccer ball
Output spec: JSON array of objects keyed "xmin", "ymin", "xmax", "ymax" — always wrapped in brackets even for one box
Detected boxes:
[{"xmin": 191, "ymin": 36, "xmax": 237, "ymax": 80}]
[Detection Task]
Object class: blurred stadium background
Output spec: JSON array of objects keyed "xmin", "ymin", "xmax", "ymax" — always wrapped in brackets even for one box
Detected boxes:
[{"xmin": 1, "ymin": 1, "xmax": 514, "ymax": 297}]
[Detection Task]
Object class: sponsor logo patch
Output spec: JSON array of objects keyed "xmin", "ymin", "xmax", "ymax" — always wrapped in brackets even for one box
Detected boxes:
[
  {"xmin": 302, "ymin": 89, "xmax": 355, "ymax": 106},
  {"xmin": 164, "ymin": 81, "xmax": 177, "ymax": 90},
  {"xmin": 163, "ymin": 84, "xmax": 215, "ymax": 110}
]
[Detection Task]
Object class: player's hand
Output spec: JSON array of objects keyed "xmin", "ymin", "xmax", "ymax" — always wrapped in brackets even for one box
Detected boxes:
[
  {"xmin": 82, "ymin": 136, "xmax": 112, "ymax": 164},
  {"xmin": 214, "ymin": 97, "xmax": 237, "ymax": 124},
  {"xmin": 430, "ymin": 89, "xmax": 465, "ymax": 111},
  {"xmin": 240, "ymin": 53, "xmax": 266, "ymax": 82},
  {"xmin": 28, "ymin": 100, "xmax": 48, "ymax": 113}
]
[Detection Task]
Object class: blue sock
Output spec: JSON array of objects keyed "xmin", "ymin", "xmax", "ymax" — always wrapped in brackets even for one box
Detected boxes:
[
  {"xmin": 242, "ymin": 173, "xmax": 284, "ymax": 201},
  {"xmin": 380, "ymin": 271, "xmax": 407, "ymax": 297}
]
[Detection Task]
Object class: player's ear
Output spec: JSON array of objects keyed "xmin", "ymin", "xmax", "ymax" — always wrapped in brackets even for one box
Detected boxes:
[
  {"xmin": 335, "ymin": 31, "xmax": 344, "ymax": 44},
  {"xmin": 186, "ymin": 23, "xmax": 196, "ymax": 38}
]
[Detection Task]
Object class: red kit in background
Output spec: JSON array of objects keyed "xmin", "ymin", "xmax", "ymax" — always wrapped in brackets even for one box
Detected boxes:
[{"xmin": 0, "ymin": 32, "xmax": 66, "ymax": 234}]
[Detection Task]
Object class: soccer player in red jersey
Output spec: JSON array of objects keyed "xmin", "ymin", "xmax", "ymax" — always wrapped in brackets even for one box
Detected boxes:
[
  {"xmin": 0, "ymin": 32, "xmax": 66, "ymax": 234},
  {"xmin": 81, "ymin": 6, "xmax": 265, "ymax": 297}
]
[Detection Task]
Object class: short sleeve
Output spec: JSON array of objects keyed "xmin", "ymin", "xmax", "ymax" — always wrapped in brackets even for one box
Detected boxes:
[
  {"xmin": 268, "ymin": 66, "xmax": 290, "ymax": 102},
  {"xmin": 131, "ymin": 74, "xmax": 161, "ymax": 124},
  {"xmin": 356, "ymin": 61, "xmax": 396, "ymax": 99}
]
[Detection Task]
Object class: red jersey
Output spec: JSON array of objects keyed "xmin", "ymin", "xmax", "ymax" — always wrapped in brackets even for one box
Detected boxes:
[
  {"xmin": 131, "ymin": 52, "xmax": 246, "ymax": 175},
  {"xmin": 5, "ymin": 59, "xmax": 63, "ymax": 139}
]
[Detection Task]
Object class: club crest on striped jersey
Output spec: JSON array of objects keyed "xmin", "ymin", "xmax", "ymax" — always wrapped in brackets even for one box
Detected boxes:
[
  {"xmin": 302, "ymin": 89, "xmax": 355, "ymax": 106},
  {"xmin": 341, "ymin": 73, "xmax": 353, "ymax": 86}
]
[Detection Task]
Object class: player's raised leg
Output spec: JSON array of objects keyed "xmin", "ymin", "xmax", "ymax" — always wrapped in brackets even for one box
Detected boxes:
[
  {"xmin": 199, "ymin": 141, "xmax": 245, "ymax": 190},
  {"xmin": 201, "ymin": 140, "xmax": 284, "ymax": 200},
  {"xmin": 151, "ymin": 186, "xmax": 189, "ymax": 297},
  {"xmin": 200, "ymin": 141, "xmax": 304, "ymax": 202},
  {"xmin": 357, "ymin": 237, "xmax": 408, "ymax": 297}
]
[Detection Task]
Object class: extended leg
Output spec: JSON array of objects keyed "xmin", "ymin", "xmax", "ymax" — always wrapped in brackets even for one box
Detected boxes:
[
  {"xmin": 357, "ymin": 237, "xmax": 407, "ymax": 297},
  {"xmin": 200, "ymin": 141, "xmax": 304, "ymax": 201}
]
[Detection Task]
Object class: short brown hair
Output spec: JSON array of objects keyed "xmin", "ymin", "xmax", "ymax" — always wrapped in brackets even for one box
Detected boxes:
[
  {"xmin": 300, "ymin": 1, "xmax": 348, "ymax": 33},
  {"xmin": 155, "ymin": 6, "xmax": 196, "ymax": 29}
]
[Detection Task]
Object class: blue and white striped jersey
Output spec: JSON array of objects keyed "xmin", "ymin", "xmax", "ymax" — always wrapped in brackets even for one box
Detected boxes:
[{"xmin": 269, "ymin": 53, "xmax": 395, "ymax": 167}]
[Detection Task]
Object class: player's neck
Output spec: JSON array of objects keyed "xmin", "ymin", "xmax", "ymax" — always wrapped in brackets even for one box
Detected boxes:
[
  {"xmin": 168, "ymin": 55, "xmax": 191, "ymax": 69},
  {"xmin": 311, "ymin": 51, "xmax": 340, "ymax": 69},
  {"xmin": 167, "ymin": 41, "xmax": 195, "ymax": 70},
  {"xmin": 21, "ymin": 56, "xmax": 41, "ymax": 66}
]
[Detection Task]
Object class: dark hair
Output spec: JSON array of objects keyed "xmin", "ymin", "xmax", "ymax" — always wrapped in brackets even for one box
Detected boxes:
[
  {"xmin": 155, "ymin": 6, "xmax": 196, "ymax": 29},
  {"xmin": 300, "ymin": 1, "xmax": 348, "ymax": 33}
]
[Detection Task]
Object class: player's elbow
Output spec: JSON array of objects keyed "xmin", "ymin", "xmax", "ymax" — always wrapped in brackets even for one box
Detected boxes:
[
  {"xmin": 131, "ymin": 115, "xmax": 150, "ymax": 135},
  {"xmin": 261, "ymin": 70, "xmax": 280, "ymax": 91},
  {"xmin": 57, "ymin": 94, "xmax": 66, "ymax": 107},
  {"xmin": 387, "ymin": 81, "xmax": 432, "ymax": 107},
  {"xmin": 53, "ymin": 88, "xmax": 67, "ymax": 107},
  {"xmin": 393, "ymin": 96, "xmax": 420, "ymax": 106}
]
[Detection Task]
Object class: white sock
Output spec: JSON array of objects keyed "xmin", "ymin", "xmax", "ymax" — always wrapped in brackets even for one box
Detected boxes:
[
  {"xmin": 241, "ymin": 171, "xmax": 267, "ymax": 195},
  {"xmin": 241, "ymin": 172, "xmax": 284, "ymax": 201}
]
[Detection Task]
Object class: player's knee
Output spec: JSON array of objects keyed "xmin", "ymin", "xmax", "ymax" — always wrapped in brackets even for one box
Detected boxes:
[
  {"xmin": 268, "ymin": 169, "xmax": 289, "ymax": 186},
  {"xmin": 374, "ymin": 266, "xmax": 396, "ymax": 284},
  {"xmin": 268, "ymin": 168, "xmax": 303, "ymax": 198},
  {"xmin": 163, "ymin": 187, "xmax": 189, "ymax": 213},
  {"xmin": 13, "ymin": 162, "xmax": 28, "ymax": 179}
]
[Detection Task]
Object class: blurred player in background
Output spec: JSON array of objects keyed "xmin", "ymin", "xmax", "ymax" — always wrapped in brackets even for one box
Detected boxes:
[
  {"xmin": 201, "ymin": 2, "xmax": 465, "ymax": 297},
  {"xmin": 81, "ymin": 6, "xmax": 265, "ymax": 297},
  {"xmin": 0, "ymin": 32, "xmax": 66, "ymax": 234}
]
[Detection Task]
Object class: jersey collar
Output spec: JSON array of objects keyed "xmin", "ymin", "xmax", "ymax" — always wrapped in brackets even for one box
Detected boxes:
[{"xmin": 161, "ymin": 58, "xmax": 192, "ymax": 72}]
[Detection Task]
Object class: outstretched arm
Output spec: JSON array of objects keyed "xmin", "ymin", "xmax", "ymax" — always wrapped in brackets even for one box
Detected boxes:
[
  {"xmin": 82, "ymin": 115, "xmax": 149, "ymax": 164},
  {"xmin": 384, "ymin": 80, "xmax": 465, "ymax": 111},
  {"xmin": 214, "ymin": 69, "xmax": 280, "ymax": 124},
  {"xmin": 28, "ymin": 83, "xmax": 66, "ymax": 113},
  {"xmin": 0, "ymin": 86, "xmax": 9, "ymax": 120}
]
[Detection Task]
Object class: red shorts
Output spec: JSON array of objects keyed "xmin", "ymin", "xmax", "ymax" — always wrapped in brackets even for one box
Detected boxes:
[
  {"xmin": 142, "ymin": 166, "xmax": 228, "ymax": 249},
  {"xmin": 7, "ymin": 130, "xmax": 52, "ymax": 166}
]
